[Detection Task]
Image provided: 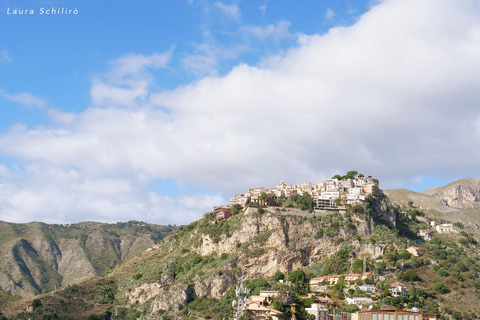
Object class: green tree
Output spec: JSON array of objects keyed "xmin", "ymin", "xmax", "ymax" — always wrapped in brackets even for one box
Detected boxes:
[
  {"xmin": 399, "ymin": 250, "xmax": 412, "ymax": 261},
  {"xmin": 433, "ymin": 282, "xmax": 449, "ymax": 294},
  {"xmin": 403, "ymin": 269, "xmax": 419, "ymax": 282},
  {"xmin": 288, "ymin": 269, "xmax": 308, "ymax": 294},
  {"xmin": 384, "ymin": 246, "xmax": 399, "ymax": 268},
  {"xmin": 334, "ymin": 198, "xmax": 342, "ymax": 206},
  {"xmin": 272, "ymin": 270, "xmax": 285, "ymax": 281},
  {"xmin": 352, "ymin": 259, "xmax": 364, "ymax": 273},
  {"xmin": 346, "ymin": 171, "xmax": 358, "ymax": 179},
  {"xmin": 408, "ymin": 201, "xmax": 414, "ymax": 207},
  {"xmin": 31, "ymin": 299, "xmax": 42, "ymax": 308}
]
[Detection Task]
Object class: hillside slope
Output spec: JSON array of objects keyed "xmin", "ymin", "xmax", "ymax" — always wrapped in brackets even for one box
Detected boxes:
[{"xmin": 0, "ymin": 220, "xmax": 179, "ymax": 301}]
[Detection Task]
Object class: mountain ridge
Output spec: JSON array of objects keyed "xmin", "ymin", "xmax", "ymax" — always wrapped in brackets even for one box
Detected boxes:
[{"xmin": 0, "ymin": 220, "xmax": 179, "ymax": 301}]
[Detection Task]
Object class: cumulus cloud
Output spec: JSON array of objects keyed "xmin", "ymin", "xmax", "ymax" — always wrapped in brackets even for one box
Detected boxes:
[
  {"xmin": 1, "ymin": 0, "xmax": 480, "ymax": 224},
  {"xmin": 0, "ymin": 89, "xmax": 48, "ymax": 108}
]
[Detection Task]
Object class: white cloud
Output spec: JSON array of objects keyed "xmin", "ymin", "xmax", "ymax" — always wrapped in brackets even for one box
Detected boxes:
[
  {"xmin": 326, "ymin": 8, "xmax": 335, "ymax": 20},
  {"xmin": 181, "ymin": 43, "xmax": 219, "ymax": 77},
  {"xmin": 241, "ymin": 20, "xmax": 292, "ymax": 41},
  {"xmin": 91, "ymin": 50, "xmax": 173, "ymax": 108},
  {"xmin": 0, "ymin": 89, "xmax": 48, "ymax": 108},
  {"xmin": 1, "ymin": 0, "xmax": 480, "ymax": 224},
  {"xmin": 0, "ymin": 50, "xmax": 11, "ymax": 63},
  {"xmin": 215, "ymin": 2, "xmax": 240, "ymax": 20},
  {"xmin": 47, "ymin": 109, "xmax": 78, "ymax": 125},
  {"xmin": 0, "ymin": 164, "xmax": 223, "ymax": 225}
]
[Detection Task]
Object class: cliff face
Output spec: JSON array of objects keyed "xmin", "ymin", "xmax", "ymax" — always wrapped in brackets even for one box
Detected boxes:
[
  {"xmin": 422, "ymin": 178, "xmax": 480, "ymax": 208},
  {"xmin": 115, "ymin": 204, "xmax": 394, "ymax": 317},
  {"xmin": 0, "ymin": 221, "xmax": 178, "ymax": 299}
]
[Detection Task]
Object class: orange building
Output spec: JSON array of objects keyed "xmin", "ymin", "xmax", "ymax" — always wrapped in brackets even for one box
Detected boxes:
[{"xmin": 357, "ymin": 310, "xmax": 436, "ymax": 320}]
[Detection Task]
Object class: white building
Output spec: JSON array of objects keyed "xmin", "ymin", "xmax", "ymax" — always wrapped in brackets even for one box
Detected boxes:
[{"xmin": 305, "ymin": 303, "xmax": 329, "ymax": 320}]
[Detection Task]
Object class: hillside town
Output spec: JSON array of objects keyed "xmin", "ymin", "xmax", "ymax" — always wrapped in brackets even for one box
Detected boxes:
[
  {"xmin": 234, "ymin": 273, "xmax": 436, "ymax": 320},
  {"xmin": 229, "ymin": 174, "xmax": 380, "ymax": 210}
]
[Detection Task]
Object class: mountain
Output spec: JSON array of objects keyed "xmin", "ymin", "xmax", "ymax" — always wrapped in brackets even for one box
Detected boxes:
[
  {"xmin": 422, "ymin": 178, "xmax": 480, "ymax": 208},
  {"xmin": 0, "ymin": 220, "xmax": 179, "ymax": 301},
  {"xmin": 384, "ymin": 177, "xmax": 480, "ymax": 232}
]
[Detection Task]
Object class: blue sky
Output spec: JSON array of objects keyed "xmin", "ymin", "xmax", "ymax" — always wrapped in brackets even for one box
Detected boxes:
[{"xmin": 1, "ymin": 0, "xmax": 480, "ymax": 224}]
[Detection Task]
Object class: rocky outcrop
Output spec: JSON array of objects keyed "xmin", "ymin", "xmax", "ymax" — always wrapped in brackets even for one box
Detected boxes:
[{"xmin": 422, "ymin": 178, "xmax": 480, "ymax": 208}]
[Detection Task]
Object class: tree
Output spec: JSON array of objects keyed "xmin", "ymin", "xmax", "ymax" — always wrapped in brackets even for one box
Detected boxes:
[
  {"xmin": 399, "ymin": 250, "xmax": 412, "ymax": 261},
  {"xmin": 433, "ymin": 282, "xmax": 449, "ymax": 294},
  {"xmin": 352, "ymin": 259, "xmax": 364, "ymax": 273},
  {"xmin": 257, "ymin": 207, "xmax": 265, "ymax": 214},
  {"xmin": 403, "ymin": 269, "xmax": 419, "ymax": 282},
  {"xmin": 31, "ymin": 299, "xmax": 42, "ymax": 308},
  {"xmin": 408, "ymin": 201, "xmax": 414, "ymax": 207},
  {"xmin": 384, "ymin": 247, "xmax": 399, "ymax": 268},
  {"xmin": 288, "ymin": 269, "xmax": 308, "ymax": 294},
  {"xmin": 272, "ymin": 270, "xmax": 285, "ymax": 281},
  {"xmin": 346, "ymin": 171, "xmax": 358, "ymax": 179},
  {"xmin": 259, "ymin": 192, "xmax": 268, "ymax": 200},
  {"xmin": 332, "ymin": 175, "xmax": 342, "ymax": 180}
]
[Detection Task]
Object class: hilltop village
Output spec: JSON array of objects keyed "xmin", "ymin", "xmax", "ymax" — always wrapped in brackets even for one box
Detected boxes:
[{"xmin": 229, "ymin": 172, "xmax": 380, "ymax": 210}]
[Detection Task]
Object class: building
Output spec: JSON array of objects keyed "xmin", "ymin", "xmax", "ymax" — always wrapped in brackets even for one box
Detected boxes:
[
  {"xmin": 214, "ymin": 207, "xmax": 232, "ymax": 220},
  {"xmin": 357, "ymin": 309, "xmax": 437, "ymax": 320},
  {"xmin": 244, "ymin": 301, "xmax": 284, "ymax": 320},
  {"xmin": 418, "ymin": 229, "xmax": 432, "ymax": 241},
  {"xmin": 344, "ymin": 273, "xmax": 373, "ymax": 284},
  {"xmin": 389, "ymin": 283, "xmax": 407, "ymax": 297},
  {"xmin": 345, "ymin": 297, "xmax": 373, "ymax": 305},
  {"xmin": 306, "ymin": 303, "xmax": 329, "ymax": 320},
  {"xmin": 436, "ymin": 224, "xmax": 453, "ymax": 234},
  {"xmin": 359, "ymin": 284, "xmax": 376, "ymax": 293},
  {"xmin": 407, "ymin": 246, "xmax": 422, "ymax": 257}
]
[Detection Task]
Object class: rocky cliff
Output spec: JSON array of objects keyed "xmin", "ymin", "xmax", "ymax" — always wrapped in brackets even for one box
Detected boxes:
[
  {"xmin": 422, "ymin": 178, "xmax": 480, "ymax": 208},
  {"xmin": 385, "ymin": 178, "xmax": 480, "ymax": 232},
  {"xmin": 0, "ymin": 220, "xmax": 178, "ymax": 300}
]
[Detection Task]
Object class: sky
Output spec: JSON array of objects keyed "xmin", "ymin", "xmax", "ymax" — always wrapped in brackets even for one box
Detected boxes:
[{"xmin": 1, "ymin": 0, "xmax": 480, "ymax": 225}]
